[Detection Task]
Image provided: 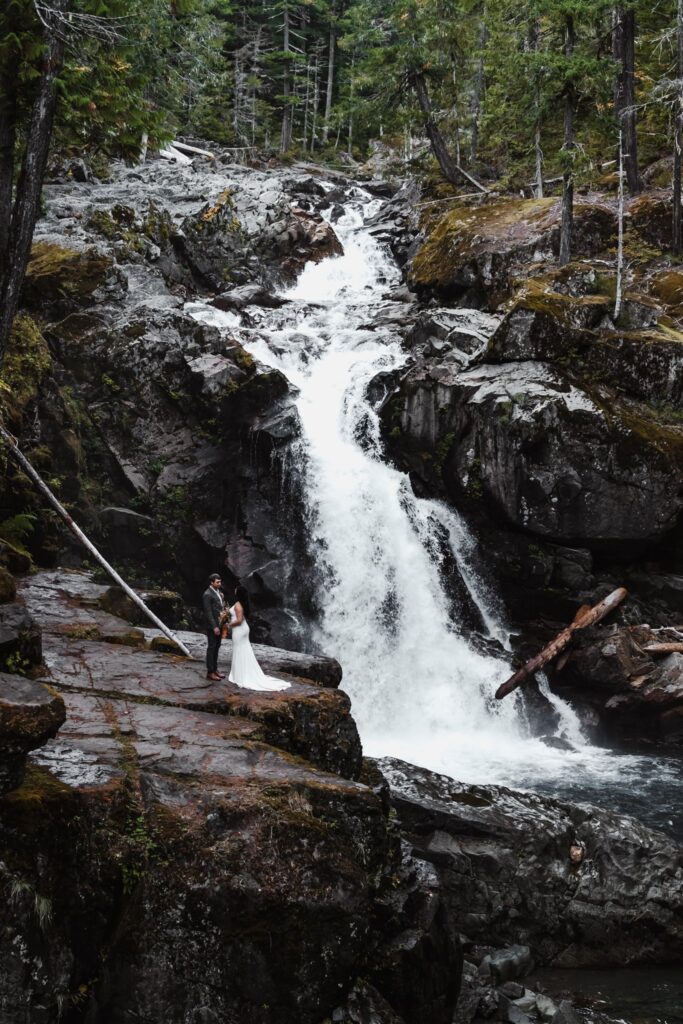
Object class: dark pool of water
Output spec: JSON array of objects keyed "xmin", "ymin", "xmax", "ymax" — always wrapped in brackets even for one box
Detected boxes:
[{"xmin": 528, "ymin": 967, "xmax": 683, "ymax": 1024}]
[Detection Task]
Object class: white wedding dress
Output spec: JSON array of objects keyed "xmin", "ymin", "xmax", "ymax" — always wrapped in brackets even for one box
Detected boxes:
[{"xmin": 228, "ymin": 606, "xmax": 290, "ymax": 691}]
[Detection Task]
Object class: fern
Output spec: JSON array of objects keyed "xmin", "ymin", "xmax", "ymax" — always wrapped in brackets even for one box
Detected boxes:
[{"xmin": 0, "ymin": 512, "xmax": 37, "ymax": 554}]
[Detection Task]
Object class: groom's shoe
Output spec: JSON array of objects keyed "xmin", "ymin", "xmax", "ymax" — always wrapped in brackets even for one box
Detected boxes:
[
  {"xmin": 206, "ymin": 672, "xmax": 221, "ymax": 681},
  {"xmin": 216, "ymin": 672, "xmax": 225, "ymax": 679}
]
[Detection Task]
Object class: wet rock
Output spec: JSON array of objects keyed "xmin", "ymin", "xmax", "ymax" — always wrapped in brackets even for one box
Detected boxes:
[
  {"xmin": 551, "ymin": 1001, "xmax": 581, "ymax": 1024},
  {"xmin": 1, "ymin": 566, "xmax": 455, "ymax": 1024},
  {"xmin": 377, "ymin": 756, "xmax": 683, "ymax": 967},
  {"xmin": 212, "ymin": 284, "xmax": 288, "ymax": 310},
  {"xmin": 0, "ymin": 604, "xmax": 42, "ymax": 673},
  {"xmin": 479, "ymin": 946, "xmax": 533, "ymax": 984},
  {"xmin": 0, "ymin": 673, "xmax": 65, "ymax": 794},
  {"xmin": 552, "ymin": 623, "xmax": 683, "ymax": 742}
]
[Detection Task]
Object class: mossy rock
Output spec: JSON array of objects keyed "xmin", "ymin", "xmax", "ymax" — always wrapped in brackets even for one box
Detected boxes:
[
  {"xmin": 0, "ymin": 567, "xmax": 16, "ymax": 604},
  {"xmin": 0, "ymin": 315, "xmax": 51, "ymax": 422},
  {"xmin": 21, "ymin": 241, "xmax": 118, "ymax": 313},
  {"xmin": 629, "ymin": 194, "xmax": 672, "ymax": 250},
  {"xmin": 648, "ymin": 270, "xmax": 683, "ymax": 316}
]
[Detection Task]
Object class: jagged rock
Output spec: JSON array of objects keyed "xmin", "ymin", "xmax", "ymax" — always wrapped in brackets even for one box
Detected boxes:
[
  {"xmin": 0, "ymin": 604, "xmax": 42, "ymax": 673},
  {"xmin": 479, "ymin": 946, "xmax": 532, "ymax": 984},
  {"xmin": 387, "ymin": 359, "xmax": 683, "ymax": 546},
  {"xmin": 552, "ymin": 623, "xmax": 683, "ymax": 742},
  {"xmin": 551, "ymin": 1001, "xmax": 581, "ymax": 1024},
  {"xmin": 0, "ymin": 674, "xmax": 65, "ymax": 794},
  {"xmin": 377, "ymin": 756, "xmax": 683, "ymax": 967}
]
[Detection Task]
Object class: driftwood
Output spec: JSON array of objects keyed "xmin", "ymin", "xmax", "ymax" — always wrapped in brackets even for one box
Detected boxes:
[
  {"xmin": 0, "ymin": 425, "xmax": 192, "ymax": 658},
  {"xmin": 158, "ymin": 145, "xmax": 193, "ymax": 166},
  {"xmin": 641, "ymin": 642, "xmax": 683, "ymax": 655},
  {"xmin": 172, "ymin": 140, "xmax": 215, "ymax": 161},
  {"xmin": 495, "ymin": 588, "xmax": 628, "ymax": 700}
]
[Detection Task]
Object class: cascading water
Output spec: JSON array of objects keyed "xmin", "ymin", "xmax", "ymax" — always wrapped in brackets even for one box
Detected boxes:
[{"xmin": 188, "ymin": 189, "xmax": 682, "ymax": 838}]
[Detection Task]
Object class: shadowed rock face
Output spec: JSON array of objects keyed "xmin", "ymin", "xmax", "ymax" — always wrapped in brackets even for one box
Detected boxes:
[
  {"xmin": 0, "ymin": 569, "xmax": 460, "ymax": 1024},
  {"xmin": 377, "ymin": 757, "xmax": 683, "ymax": 969},
  {"xmin": 0, "ymin": 674, "xmax": 65, "ymax": 794}
]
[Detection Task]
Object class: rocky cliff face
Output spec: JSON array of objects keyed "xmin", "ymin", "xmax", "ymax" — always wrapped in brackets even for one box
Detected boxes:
[
  {"xmin": 0, "ymin": 157, "xmax": 357, "ymax": 648},
  {"xmin": 0, "ymin": 570, "xmax": 460, "ymax": 1024},
  {"xmin": 2, "ymin": 570, "xmax": 680, "ymax": 1024}
]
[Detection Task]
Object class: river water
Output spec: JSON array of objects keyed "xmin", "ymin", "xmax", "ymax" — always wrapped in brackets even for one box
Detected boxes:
[{"xmin": 188, "ymin": 190, "xmax": 683, "ymax": 840}]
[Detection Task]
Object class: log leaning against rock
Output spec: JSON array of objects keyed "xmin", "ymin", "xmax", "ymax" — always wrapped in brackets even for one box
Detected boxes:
[{"xmin": 495, "ymin": 588, "xmax": 628, "ymax": 700}]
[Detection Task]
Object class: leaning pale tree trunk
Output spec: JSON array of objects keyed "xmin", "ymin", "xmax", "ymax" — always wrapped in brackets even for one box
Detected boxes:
[
  {"xmin": 613, "ymin": 4, "xmax": 641, "ymax": 194},
  {"xmin": 559, "ymin": 14, "xmax": 576, "ymax": 267},
  {"xmin": 0, "ymin": 426, "xmax": 192, "ymax": 657},
  {"xmin": 410, "ymin": 71, "xmax": 487, "ymax": 192},
  {"xmin": 674, "ymin": 0, "xmax": 683, "ymax": 254},
  {"xmin": 0, "ymin": 0, "xmax": 71, "ymax": 372}
]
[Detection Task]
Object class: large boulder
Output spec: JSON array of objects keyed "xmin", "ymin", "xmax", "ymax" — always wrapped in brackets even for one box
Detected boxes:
[
  {"xmin": 377, "ymin": 756, "xmax": 683, "ymax": 967},
  {"xmin": 390, "ymin": 359, "xmax": 683, "ymax": 547},
  {"xmin": 408, "ymin": 198, "xmax": 616, "ymax": 308}
]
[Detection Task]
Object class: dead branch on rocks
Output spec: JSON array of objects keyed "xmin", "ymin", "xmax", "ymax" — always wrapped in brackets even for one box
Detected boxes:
[{"xmin": 495, "ymin": 588, "xmax": 628, "ymax": 700}]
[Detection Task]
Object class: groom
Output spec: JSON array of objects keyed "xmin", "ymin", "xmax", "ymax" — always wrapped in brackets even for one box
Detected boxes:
[{"xmin": 202, "ymin": 573, "xmax": 226, "ymax": 681}]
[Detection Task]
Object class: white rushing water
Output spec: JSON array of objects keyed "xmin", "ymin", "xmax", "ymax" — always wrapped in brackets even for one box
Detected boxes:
[{"xmin": 187, "ymin": 191, "xmax": 683, "ymax": 832}]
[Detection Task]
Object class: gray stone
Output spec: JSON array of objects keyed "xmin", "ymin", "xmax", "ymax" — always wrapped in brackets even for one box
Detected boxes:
[
  {"xmin": 479, "ymin": 946, "xmax": 532, "ymax": 985},
  {"xmin": 551, "ymin": 1001, "xmax": 581, "ymax": 1024}
]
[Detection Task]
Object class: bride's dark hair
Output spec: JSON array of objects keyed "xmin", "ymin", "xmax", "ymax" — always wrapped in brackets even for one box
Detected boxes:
[{"xmin": 235, "ymin": 583, "xmax": 251, "ymax": 619}]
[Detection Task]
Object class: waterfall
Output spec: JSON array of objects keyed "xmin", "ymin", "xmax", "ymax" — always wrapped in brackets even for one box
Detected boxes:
[{"xmin": 186, "ymin": 192, "xmax": 683, "ymax": 833}]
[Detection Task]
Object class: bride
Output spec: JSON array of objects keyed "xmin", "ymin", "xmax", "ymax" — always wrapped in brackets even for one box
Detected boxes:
[{"xmin": 227, "ymin": 584, "xmax": 290, "ymax": 691}]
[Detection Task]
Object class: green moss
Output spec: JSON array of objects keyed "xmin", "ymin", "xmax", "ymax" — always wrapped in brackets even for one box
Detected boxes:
[
  {"xmin": 434, "ymin": 431, "xmax": 455, "ymax": 473},
  {"xmin": 23, "ymin": 242, "xmax": 112, "ymax": 307},
  {"xmin": 411, "ymin": 197, "xmax": 554, "ymax": 289},
  {"xmin": 0, "ymin": 315, "xmax": 52, "ymax": 420},
  {"xmin": 2, "ymin": 764, "xmax": 76, "ymax": 833}
]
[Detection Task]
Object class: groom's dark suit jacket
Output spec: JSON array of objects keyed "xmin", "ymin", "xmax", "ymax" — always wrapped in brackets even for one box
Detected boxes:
[{"xmin": 202, "ymin": 586, "xmax": 224, "ymax": 631}]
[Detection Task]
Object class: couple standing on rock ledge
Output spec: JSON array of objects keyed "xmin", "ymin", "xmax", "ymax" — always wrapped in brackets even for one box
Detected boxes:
[{"xmin": 202, "ymin": 573, "xmax": 290, "ymax": 691}]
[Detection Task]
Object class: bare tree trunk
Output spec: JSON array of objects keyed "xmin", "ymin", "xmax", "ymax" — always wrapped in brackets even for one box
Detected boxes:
[
  {"xmin": 322, "ymin": 24, "xmax": 335, "ymax": 144},
  {"xmin": 559, "ymin": 14, "xmax": 575, "ymax": 267},
  {"xmin": 674, "ymin": 0, "xmax": 683, "ymax": 254},
  {"xmin": 470, "ymin": 14, "xmax": 488, "ymax": 165},
  {"xmin": 0, "ymin": 0, "xmax": 70, "ymax": 372},
  {"xmin": 615, "ymin": 128, "xmax": 625, "ymax": 320},
  {"xmin": 495, "ymin": 588, "xmax": 628, "ymax": 700},
  {"xmin": 280, "ymin": 4, "xmax": 293, "ymax": 153},
  {"xmin": 411, "ymin": 71, "xmax": 487, "ymax": 192},
  {"xmin": 347, "ymin": 53, "xmax": 355, "ymax": 157},
  {"xmin": 613, "ymin": 4, "xmax": 641, "ymax": 194},
  {"xmin": 529, "ymin": 18, "xmax": 544, "ymax": 198},
  {"xmin": 311, "ymin": 45, "xmax": 320, "ymax": 150}
]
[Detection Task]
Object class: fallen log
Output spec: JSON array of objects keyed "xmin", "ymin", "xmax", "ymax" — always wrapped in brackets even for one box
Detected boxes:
[
  {"xmin": 641, "ymin": 642, "xmax": 683, "ymax": 655},
  {"xmin": 172, "ymin": 140, "xmax": 215, "ymax": 161},
  {"xmin": 495, "ymin": 588, "xmax": 628, "ymax": 700},
  {"xmin": 158, "ymin": 145, "xmax": 193, "ymax": 166}
]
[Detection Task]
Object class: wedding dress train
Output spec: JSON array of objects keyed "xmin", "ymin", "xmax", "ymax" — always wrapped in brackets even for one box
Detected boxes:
[{"xmin": 228, "ymin": 607, "xmax": 290, "ymax": 691}]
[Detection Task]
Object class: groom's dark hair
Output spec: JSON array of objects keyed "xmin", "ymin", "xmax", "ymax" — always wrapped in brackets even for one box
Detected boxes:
[{"xmin": 208, "ymin": 573, "xmax": 221, "ymax": 584}]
